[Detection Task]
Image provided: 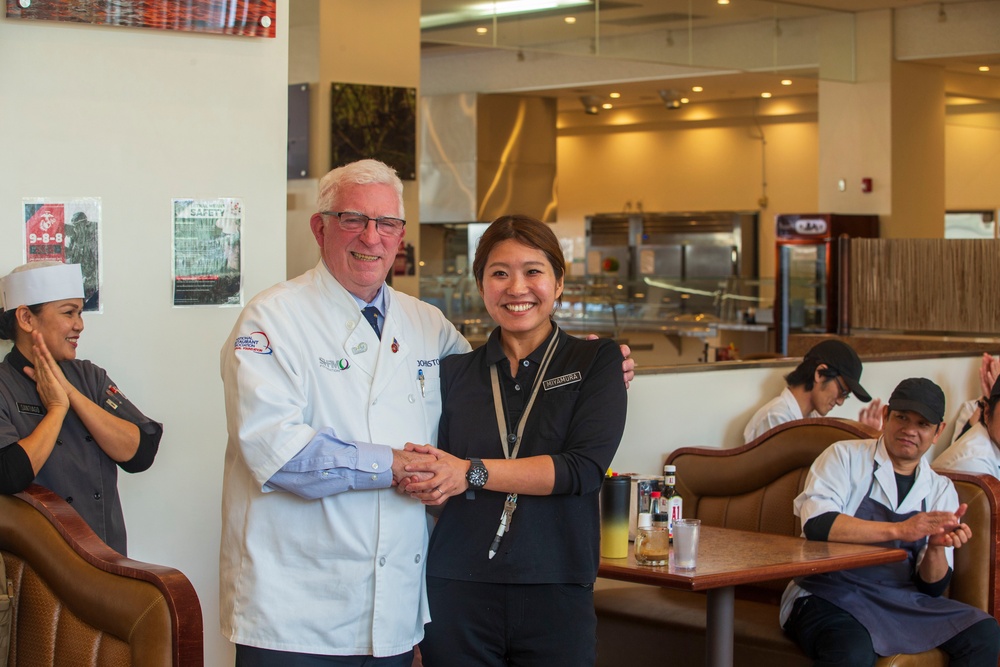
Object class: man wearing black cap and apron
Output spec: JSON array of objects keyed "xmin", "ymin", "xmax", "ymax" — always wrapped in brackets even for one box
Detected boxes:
[
  {"xmin": 780, "ymin": 377, "xmax": 1000, "ymax": 666},
  {"xmin": 743, "ymin": 339, "xmax": 878, "ymax": 443}
]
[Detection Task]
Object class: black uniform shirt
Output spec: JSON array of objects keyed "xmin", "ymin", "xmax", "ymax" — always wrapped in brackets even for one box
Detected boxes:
[
  {"xmin": 0, "ymin": 346, "xmax": 162, "ymax": 554},
  {"xmin": 426, "ymin": 324, "xmax": 627, "ymax": 584}
]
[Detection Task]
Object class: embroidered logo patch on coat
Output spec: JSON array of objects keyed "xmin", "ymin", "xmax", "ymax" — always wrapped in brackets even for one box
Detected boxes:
[
  {"xmin": 234, "ymin": 331, "xmax": 273, "ymax": 355},
  {"xmin": 319, "ymin": 357, "xmax": 350, "ymax": 372}
]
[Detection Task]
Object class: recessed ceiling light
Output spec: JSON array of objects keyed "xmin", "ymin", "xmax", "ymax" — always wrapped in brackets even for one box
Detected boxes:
[
  {"xmin": 609, "ymin": 92, "xmax": 621, "ymax": 99},
  {"xmin": 680, "ymin": 97, "xmax": 690, "ymax": 104},
  {"xmin": 476, "ymin": 26, "xmax": 488, "ymax": 34},
  {"xmin": 564, "ymin": 16, "xmax": 576, "ymax": 24},
  {"xmin": 979, "ymin": 65, "xmax": 991, "ymax": 72},
  {"xmin": 602, "ymin": 103, "xmax": 613, "ymax": 110},
  {"xmin": 761, "ymin": 92, "xmax": 772, "ymax": 98},
  {"xmin": 781, "ymin": 79, "xmax": 792, "ymax": 86},
  {"xmin": 717, "ymin": 0, "xmax": 730, "ymax": 4},
  {"xmin": 692, "ymin": 86, "xmax": 704, "ymax": 93}
]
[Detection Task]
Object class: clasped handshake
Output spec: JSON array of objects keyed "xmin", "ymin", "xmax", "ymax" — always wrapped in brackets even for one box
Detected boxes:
[{"xmin": 390, "ymin": 444, "xmax": 464, "ymax": 506}]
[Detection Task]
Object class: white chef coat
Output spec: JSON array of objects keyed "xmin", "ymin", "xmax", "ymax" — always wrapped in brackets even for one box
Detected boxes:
[
  {"xmin": 933, "ymin": 422, "xmax": 1000, "ymax": 478},
  {"xmin": 950, "ymin": 399, "xmax": 979, "ymax": 445},
  {"xmin": 779, "ymin": 438, "xmax": 958, "ymax": 626},
  {"xmin": 743, "ymin": 387, "xmax": 819, "ymax": 443},
  {"xmin": 219, "ymin": 262, "xmax": 470, "ymax": 657}
]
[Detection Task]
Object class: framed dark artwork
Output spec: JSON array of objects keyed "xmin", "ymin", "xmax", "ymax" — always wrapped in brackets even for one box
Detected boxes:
[
  {"xmin": 5, "ymin": 0, "xmax": 276, "ymax": 38},
  {"xmin": 331, "ymin": 83, "xmax": 416, "ymax": 180}
]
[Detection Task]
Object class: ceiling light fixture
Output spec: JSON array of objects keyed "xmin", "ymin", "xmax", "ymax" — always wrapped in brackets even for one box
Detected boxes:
[
  {"xmin": 580, "ymin": 95, "xmax": 602, "ymax": 115},
  {"xmin": 476, "ymin": 26, "xmax": 488, "ymax": 34},
  {"xmin": 421, "ymin": 0, "xmax": 591, "ymax": 29},
  {"xmin": 602, "ymin": 103, "xmax": 613, "ymax": 110},
  {"xmin": 609, "ymin": 92, "xmax": 621, "ymax": 99},
  {"xmin": 680, "ymin": 97, "xmax": 690, "ymax": 104},
  {"xmin": 979, "ymin": 65, "xmax": 991, "ymax": 72},
  {"xmin": 658, "ymin": 89, "xmax": 683, "ymax": 110},
  {"xmin": 717, "ymin": 0, "xmax": 730, "ymax": 5},
  {"xmin": 761, "ymin": 92, "xmax": 772, "ymax": 98},
  {"xmin": 564, "ymin": 16, "xmax": 576, "ymax": 24},
  {"xmin": 692, "ymin": 86, "xmax": 704, "ymax": 93},
  {"xmin": 781, "ymin": 79, "xmax": 792, "ymax": 86}
]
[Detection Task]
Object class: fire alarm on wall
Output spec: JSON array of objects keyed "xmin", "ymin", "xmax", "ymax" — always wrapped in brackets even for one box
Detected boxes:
[{"xmin": 861, "ymin": 177, "xmax": 873, "ymax": 193}]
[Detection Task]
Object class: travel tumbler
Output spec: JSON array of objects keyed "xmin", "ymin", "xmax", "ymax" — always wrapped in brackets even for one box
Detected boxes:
[{"xmin": 600, "ymin": 474, "xmax": 632, "ymax": 559}]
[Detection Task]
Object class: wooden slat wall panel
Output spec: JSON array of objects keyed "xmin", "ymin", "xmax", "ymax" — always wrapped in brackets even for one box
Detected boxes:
[{"xmin": 850, "ymin": 238, "xmax": 1000, "ymax": 333}]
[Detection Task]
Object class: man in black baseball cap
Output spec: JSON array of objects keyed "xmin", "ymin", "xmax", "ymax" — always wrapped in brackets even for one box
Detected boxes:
[
  {"xmin": 782, "ymin": 376, "xmax": 1000, "ymax": 666},
  {"xmin": 744, "ymin": 339, "xmax": 878, "ymax": 443}
]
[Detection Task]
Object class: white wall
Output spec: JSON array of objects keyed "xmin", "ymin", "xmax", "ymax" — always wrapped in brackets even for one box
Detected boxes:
[
  {"xmin": 0, "ymin": 10, "xmax": 289, "ymax": 666},
  {"xmin": 614, "ymin": 354, "xmax": 983, "ymax": 476}
]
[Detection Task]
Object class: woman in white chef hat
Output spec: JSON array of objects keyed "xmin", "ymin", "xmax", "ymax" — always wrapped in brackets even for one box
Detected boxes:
[{"xmin": 0, "ymin": 261, "xmax": 161, "ymax": 555}]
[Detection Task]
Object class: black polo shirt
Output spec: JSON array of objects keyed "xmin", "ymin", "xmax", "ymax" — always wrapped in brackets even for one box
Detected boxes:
[{"xmin": 426, "ymin": 324, "xmax": 627, "ymax": 584}]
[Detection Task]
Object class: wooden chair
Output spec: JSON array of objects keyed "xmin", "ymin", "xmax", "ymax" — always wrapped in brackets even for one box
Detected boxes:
[{"xmin": 0, "ymin": 485, "xmax": 203, "ymax": 666}]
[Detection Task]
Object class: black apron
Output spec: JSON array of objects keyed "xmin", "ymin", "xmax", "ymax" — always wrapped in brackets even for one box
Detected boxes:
[{"xmin": 798, "ymin": 464, "xmax": 991, "ymax": 655}]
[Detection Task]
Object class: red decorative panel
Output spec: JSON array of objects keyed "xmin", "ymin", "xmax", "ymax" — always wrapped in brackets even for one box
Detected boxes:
[{"xmin": 6, "ymin": 0, "xmax": 276, "ymax": 38}]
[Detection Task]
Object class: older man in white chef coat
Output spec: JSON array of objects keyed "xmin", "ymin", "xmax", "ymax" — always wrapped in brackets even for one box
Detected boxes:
[{"xmin": 219, "ymin": 159, "xmax": 633, "ymax": 667}]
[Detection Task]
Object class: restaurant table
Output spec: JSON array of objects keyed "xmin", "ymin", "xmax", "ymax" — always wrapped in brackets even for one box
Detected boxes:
[{"xmin": 598, "ymin": 525, "xmax": 907, "ymax": 667}]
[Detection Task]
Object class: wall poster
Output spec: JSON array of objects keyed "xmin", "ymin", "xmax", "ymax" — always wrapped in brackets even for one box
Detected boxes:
[
  {"xmin": 172, "ymin": 198, "xmax": 242, "ymax": 307},
  {"xmin": 5, "ymin": 0, "xmax": 276, "ymax": 38},
  {"xmin": 22, "ymin": 197, "xmax": 102, "ymax": 312}
]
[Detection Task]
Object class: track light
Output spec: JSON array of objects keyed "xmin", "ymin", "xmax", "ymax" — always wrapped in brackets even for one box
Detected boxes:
[
  {"xmin": 658, "ymin": 89, "xmax": 683, "ymax": 110},
  {"xmin": 580, "ymin": 95, "xmax": 601, "ymax": 115}
]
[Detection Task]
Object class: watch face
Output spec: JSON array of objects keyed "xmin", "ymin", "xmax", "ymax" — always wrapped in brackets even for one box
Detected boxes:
[{"xmin": 468, "ymin": 463, "xmax": 488, "ymax": 489}]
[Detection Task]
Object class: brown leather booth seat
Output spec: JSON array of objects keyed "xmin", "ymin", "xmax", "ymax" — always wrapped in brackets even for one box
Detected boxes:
[
  {"xmin": 595, "ymin": 418, "xmax": 1000, "ymax": 667},
  {"xmin": 0, "ymin": 485, "xmax": 203, "ymax": 666}
]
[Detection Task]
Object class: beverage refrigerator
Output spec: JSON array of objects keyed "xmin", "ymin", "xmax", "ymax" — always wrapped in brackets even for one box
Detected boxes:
[{"xmin": 774, "ymin": 213, "xmax": 878, "ymax": 354}]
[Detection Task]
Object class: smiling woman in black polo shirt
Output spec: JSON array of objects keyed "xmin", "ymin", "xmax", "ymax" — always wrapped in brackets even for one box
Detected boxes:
[
  {"xmin": 0, "ymin": 261, "xmax": 161, "ymax": 555},
  {"xmin": 402, "ymin": 215, "xmax": 628, "ymax": 666}
]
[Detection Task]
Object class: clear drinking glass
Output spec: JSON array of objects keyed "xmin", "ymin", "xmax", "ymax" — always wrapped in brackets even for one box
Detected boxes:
[{"xmin": 672, "ymin": 518, "xmax": 701, "ymax": 570}]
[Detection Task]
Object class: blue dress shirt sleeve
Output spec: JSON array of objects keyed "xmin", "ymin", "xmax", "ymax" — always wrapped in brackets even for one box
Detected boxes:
[{"xmin": 264, "ymin": 427, "xmax": 394, "ymax": 499}]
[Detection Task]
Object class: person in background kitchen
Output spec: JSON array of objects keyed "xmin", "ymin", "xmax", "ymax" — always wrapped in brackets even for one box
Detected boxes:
[
  {"xmin": 744, "ymin": 339, "xmax": 880, "ymax": 443},
  {"xmin": 0, "ymin": 261, "xmax": 161, "ymax": 555},
  {"xmin": 218, "ymin": 160, "xmax": 635, "ymax": 667}
]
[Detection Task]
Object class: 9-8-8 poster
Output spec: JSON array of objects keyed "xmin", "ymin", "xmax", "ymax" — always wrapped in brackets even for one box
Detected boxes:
[{"xmin": 23, "ymin": 198, "xmax": 102, "ymax": 312}]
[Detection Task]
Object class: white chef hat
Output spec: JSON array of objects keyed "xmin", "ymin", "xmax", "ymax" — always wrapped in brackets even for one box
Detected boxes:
[{"xmin": 1, "ymin": 262, "xmax": 85, "ymax": 311}]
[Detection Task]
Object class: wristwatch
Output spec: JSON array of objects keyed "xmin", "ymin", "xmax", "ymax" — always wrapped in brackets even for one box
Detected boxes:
[{"xmin": 466, "ymin": 458, "xmax": 488, "ymax": 489}]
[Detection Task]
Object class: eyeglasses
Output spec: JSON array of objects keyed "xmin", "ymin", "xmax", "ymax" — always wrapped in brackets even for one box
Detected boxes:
[
  {"xmin": 833, "ymin": 375, "xmax": 851, "ymax": 400},
  {"xmin": 321, "ymin": 211, "xmax": 406, "ymax": 237}
]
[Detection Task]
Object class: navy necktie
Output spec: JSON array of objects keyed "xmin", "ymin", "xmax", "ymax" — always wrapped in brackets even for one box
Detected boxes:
[{"xmin": 362, "ymin": 306, "xmax": 382, "ymax": 339}]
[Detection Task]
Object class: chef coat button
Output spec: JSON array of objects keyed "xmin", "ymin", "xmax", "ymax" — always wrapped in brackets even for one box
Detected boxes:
[
  {"xmin": 408, "ymin": 395, "xmax": 415, "ymax": 403},
  {"xmin": 372, "ymin": 462, "xmax": 379, "ymax": 470},
  {"xmin": 56, "ymin": 439, "xmax": 63, "ymax": 446},
  {"xmin": 93, "ymin": 492, "xmax": 101, "ymax": 500},
  {"xmin": 66, "ymin": 496, "xmax": 73, "ymax": 504},
  {"xmin": 507, "ymin": 433, "xmax": 517, "ymax": 445},
  {"xmin": 347, "ymin": 320, "xmax": 356, "ymax": 329},
  {"xmin": 514, "ymin": 384, "xmax": 521, "ymax": 391},
  {"xmin": 85, "ymin": 435, "xmax": 94, "ymax": 442},
  {"xmin": 414, "ymin": 554, "xmax": 421, "ymax": 564},
  {"xmin": 522, "ymin": 360, "xmax": 529, "ymax": 367},
  {"xmin": 379, "ymin": 556, "xmax": 386, "ymax": 567}
]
